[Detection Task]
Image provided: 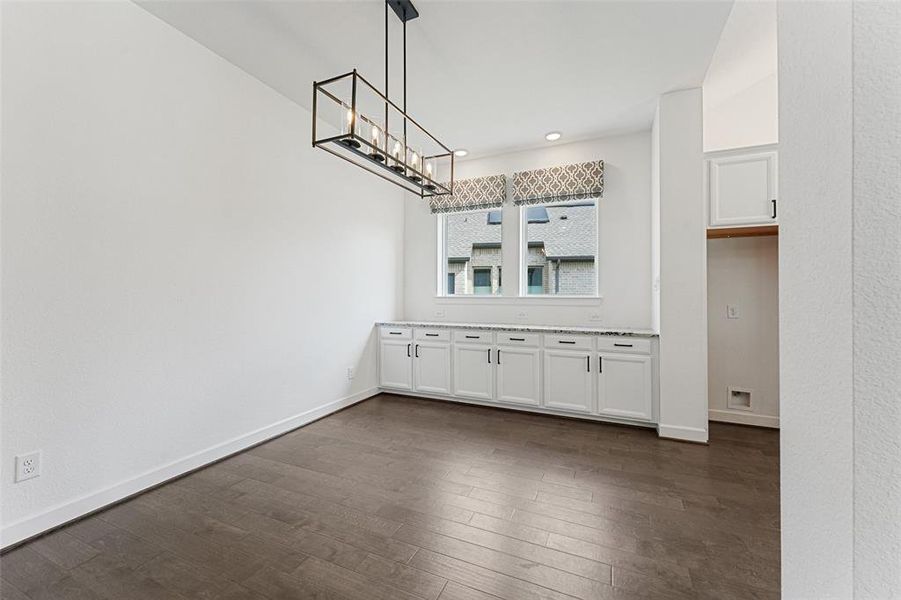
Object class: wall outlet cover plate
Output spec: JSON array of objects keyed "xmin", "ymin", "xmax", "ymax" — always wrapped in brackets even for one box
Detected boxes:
[{"xmin": 15, "ymin": 451, "xmax": 41, "ymax": 482}]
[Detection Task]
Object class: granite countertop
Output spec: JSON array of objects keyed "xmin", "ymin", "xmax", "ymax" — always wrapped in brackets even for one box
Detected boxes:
[{"xmin": 377, "ymin": 321, "xmax": 658, "ymax": 338}]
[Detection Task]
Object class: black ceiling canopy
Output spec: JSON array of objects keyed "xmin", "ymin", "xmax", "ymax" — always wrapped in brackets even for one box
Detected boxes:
[{"xmin": 386, "ymin": 0, "xmax": 419, "ymax": 22}]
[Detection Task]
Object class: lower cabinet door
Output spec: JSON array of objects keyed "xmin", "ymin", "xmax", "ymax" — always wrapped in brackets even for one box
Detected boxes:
[
  {"xmin": 495, "ymin": 346, "xmax": 541, "ymax": 406},
  {"xmin": 543, "ymin": 349, "xmax": 593, "ymax": 413},
  {"xmin": 379, "ymin": 339, "xmax": 412, "ymax": 390},
  {"xmin": 597, "ymin": 353, "xmax": 652, "ymax": 421},
  {"xmin": 413, "ymin": 342, "xmax": 451, "ymax": 395},
  {"xmin": 453, "ymin": 343, "xmax": 493, "ymax": 400}
]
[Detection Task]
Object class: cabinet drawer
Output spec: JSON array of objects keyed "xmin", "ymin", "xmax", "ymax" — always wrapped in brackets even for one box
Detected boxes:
[
  {"xmin": 497, "ymin": 332, "xmax": 540, "ymax": 347},
  {"xmin": 415, "ymin": 328, "xmax": 450, "ymax": 342},
  {"xmin": 544, "ymin": 334, "xmax": 594, "ymax": 351},
  {"xmin": 455, "ymin": 330, "xmax": 492, "ymax": 343},
  {"xmin": 380, "ymin": 326, "xmax": 412, "ymax": 340},
  {"xmin": 596, "ymin": 337, "xmax": 651, "ymax": 354}
]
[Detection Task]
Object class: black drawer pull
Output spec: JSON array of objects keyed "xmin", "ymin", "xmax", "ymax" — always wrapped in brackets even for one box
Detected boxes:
[
  {"xmin": 614, "ymin": 343, "xmax": 633, "ymax": 347},
  {"xmin": 487, "ymin": 349, "xmax": 491, "ymax": 364},
  {"xmin": 389, "ymin": 331, "xmax": 403, "ymax": 335},
  {"xmin": 406, "ymin": 343, "xmax": 411, "ymax": 357},
  {"xmin": 425, "ymin": 333, "xmax": 439, "ymax": 337},
  {"xmin": 415, "ymin": 344, "xmax": 420, "ymax": 358},
  {"xmin": 771, "ymin": 198, "xmax": 777, "ymax": 219},
  {"xmin": 509, "ymin": 337, "xmax": 525, "ymax": 342},
  {"xmin": 497, "ymin": 349, "xmax": 501, "ymax": 364},
  {"xmin": 586, "ymin": 355, "xmax": 590, "ymax": 372},
  {"xmin": 599, "ymin": 356, "xmax": 603, "ymax": 373},
  {"xmin": 559, "ymin": 340, "xmax": 576, "ymax": 345},
  {"xmin": 465, "ymin": 335, "xmax": 480, "ymax": 339}
]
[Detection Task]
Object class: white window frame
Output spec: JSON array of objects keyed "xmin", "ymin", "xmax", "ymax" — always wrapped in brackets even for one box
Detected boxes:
[
  {"xmin": 518, "ymin": 200, "xmax": 600, "ymax": 299},
  {"xmin": 436, "ymin": 203, "xmax": 601, "ymax": 302},
  {"xmin": 437, "ymin": 208, "xmax": 504, "ymax": 298}
]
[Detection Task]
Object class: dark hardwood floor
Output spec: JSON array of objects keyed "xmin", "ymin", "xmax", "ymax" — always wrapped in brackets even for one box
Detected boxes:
[{"xmin": 0, "ymin": 394, "xmax": 780, "ymax": 600}]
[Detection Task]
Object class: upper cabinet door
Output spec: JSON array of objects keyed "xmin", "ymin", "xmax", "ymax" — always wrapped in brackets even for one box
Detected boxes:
[
  {"xmin": 707, "ymin": 149, "xmax": 778, "ymax": 227},
  {"xmin": 413, "ymin": 341, "xmax": 452, "ymax": 395},
  {"xmin": 543, "ymin": 349, "xmax": 593, "ymax": 414},
  {"xmin": 379, "ymin": 339, "xmax": 412, "ymax": 390},
  {"xmin": 453, "ymin": 343, "xmax": 494, "ymax": 401}
]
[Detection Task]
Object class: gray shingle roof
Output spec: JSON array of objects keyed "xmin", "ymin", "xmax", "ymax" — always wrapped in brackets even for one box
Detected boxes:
[{"xmin": 446, "ymin": 203, "xmax": 596, "ymax": 260}]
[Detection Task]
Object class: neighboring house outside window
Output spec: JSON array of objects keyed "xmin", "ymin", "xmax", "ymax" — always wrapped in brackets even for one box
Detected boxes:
[
  {"xmin": 443, "ymin": 200, "xmax": 596, "ymax": 296},
  {"xmin": 473, "ymin": 268, "xmax": 491, "ymax": 294}
]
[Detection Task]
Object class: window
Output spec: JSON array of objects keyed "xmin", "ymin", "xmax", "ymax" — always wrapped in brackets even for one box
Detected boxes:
[
  {"xmin": 473, "ymin": 269, "xmax": 491, "ymax": 294},
  {"xmin": 523, "ymin": 199, "xmax": 597, "ymax": 296},
  {"xmin": 442, "ymin": 208, "xmax": 502, "ymax": 295},
  {"xmin": 527, "ymin": 266, "xmax": 543, "ymax": 295}
]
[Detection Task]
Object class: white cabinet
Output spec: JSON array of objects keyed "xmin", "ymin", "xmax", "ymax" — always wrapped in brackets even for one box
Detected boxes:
[
  {"xmin": 597, "ymin": 353, "xmax": 653, "ymax": 422},
  {"xmin": 413, "ymin": 340, "xmax": 451, "ymax": 395},
  {"xmin": 543, "ymin": 349, "xmax": 593, "ymax": 414},
  {"xmin": 453, "ymin": 343, "xmax": 494, "ymax": 401},
  {"xmin": 707, "ymin": 148, "xmax": 778, "ymax": 228},
  {"xmin": 496, "ymin": 345, "xmax": 541, "ymax": 406},
  {"xmin": 378, "ymin": 324, "xmax": 658, "ymax": 428},
  {"xmin": 379, "ymin": 339, "xmax": 412, "ymax": 390}
]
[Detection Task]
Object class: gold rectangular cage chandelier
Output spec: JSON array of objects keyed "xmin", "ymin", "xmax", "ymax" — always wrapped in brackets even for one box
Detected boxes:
[{"xmin": 312, "ymin": 0, "xmax": 454, "ymax": 198}]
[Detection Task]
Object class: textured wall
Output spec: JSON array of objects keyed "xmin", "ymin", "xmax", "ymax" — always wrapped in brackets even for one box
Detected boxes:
[
  {"xmin": 1, "ymin": 1, "xmax": 404, "ymax": 545},
  {"xmin": 778, "ymin": 2, "xmax": 855, "ymax": 596},
  {"xmin": 852, "ymin": 2, "xmax": 901, "ymax": 596}
]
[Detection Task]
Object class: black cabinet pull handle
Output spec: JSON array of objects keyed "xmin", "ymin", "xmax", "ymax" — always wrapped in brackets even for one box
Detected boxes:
[
  {"xmin": 389, "ymin": 331, "xmax": 402, "ymax": 335},
  {"xmin": 771, "ymin": 198, "xmax": 777, "ymax": 219},
  {"xmin": 586, "ymin": 355, "xmax": 590, "ymax": 372},
  {"xmin": 465, "ymin": 335, "xmax": 479, "ymax": 339},
  {"xmin": 599, "ymin": 356, "xmax": 603, "ymax": 373},
  {"xmin": 559, "ymin": 340, "xmax": 576, "ymax": 345},
  {"xmin": 406, "ymin": 343, "xmax": 411, "ymax": 357},
  {"xmin": 425, "ymin": 333, "xmax": 439, "ymax": 337},
  {"xmin": 487, "ymin": 349, "xmax": 491, "ymax": 364},
  {"xmin": 614, "ymin": 343, "xmax": 633, "ymax": 347},
  {"xmin": 497, "ymin": 349, "xmax": 501, "ymax": 364},
  {"xmin": 509, "ymin": 337, "xmax": 525, "ymax": 342},
  {"xmin": 415, "ymin": 344, "xmax": 420, "ymax": 358}
]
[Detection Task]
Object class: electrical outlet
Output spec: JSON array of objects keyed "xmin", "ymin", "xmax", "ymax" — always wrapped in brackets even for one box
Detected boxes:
[
  {"xmin": 346, "ymin": 367, "xmax": 355, "ymax": 380},
  {"xmin": 15, "ymin": 451, "xmax": 41, "ymax": 483},
  {"xmin": 433, "ymin": 309, "xmax": 446, "ymax": 319},
  {"xmin": 726, "ymin": 305, "xmax": 740, "ymax": 319},
  {"xmin": 516, "ymin": 311, "xmax": 528, "ymax": 320},
  {"xmin": 589, "ymin": 313, "xmax": 603, "ymax": 322}
]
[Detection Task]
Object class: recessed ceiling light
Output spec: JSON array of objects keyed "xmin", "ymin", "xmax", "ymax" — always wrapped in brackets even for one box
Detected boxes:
[
  {"xmin": 545, "ymin": 131, "xmax": 562, "ymax": 142},
  {"xmin": 454, "ymin": 149, "xmax": 469, "ymax": 157}
]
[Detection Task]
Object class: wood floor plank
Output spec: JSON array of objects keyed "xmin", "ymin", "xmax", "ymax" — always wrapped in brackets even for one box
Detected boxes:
[
  {"xmin": 393, "ymin": 524, "xmax": 611, "ymax": 599},
  {"xmin": 2, "ymin": 395, "xmax": 780, "ymax": 599}
]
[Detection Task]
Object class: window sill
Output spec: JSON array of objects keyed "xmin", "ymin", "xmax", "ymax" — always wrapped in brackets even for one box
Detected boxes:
[{"xmin": 435, "ymin": 295, "xmax": 602, "ymax": 306}]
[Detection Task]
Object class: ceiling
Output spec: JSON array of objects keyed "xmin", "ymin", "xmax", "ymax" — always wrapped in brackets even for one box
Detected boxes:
[{"xmin": 139, "ymin": 0, "xmax": 733, "ymax": 159}]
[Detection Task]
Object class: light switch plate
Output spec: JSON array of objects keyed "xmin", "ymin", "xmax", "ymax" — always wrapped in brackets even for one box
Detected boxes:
[{"xmin": 727, "ymin": 305, "xmax": 740, "ymax": 319}]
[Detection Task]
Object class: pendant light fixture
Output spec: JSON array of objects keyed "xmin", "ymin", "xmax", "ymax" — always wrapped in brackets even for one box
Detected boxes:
[{"xmin": 312, "ymin": 0, "xmax": 454, "ymax": 198}]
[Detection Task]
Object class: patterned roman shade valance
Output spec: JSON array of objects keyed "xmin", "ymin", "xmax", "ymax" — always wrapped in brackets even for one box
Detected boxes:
[
  {"xmin": 429, "ymin": 174, "xmax": 507, "ymax": 214},
  {"xmin": 512, "ymin": 160, "xmax": 604, "ymax": 205}
]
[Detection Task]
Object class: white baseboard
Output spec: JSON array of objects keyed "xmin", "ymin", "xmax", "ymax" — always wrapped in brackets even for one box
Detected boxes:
[
  {"xmin": 657, "ymin": 423, "xmax": 709, "ymax": 443},
  {"xmin": 709, "ymin": 409, "xmax": 780, "ymax": 429},
  {"xmin": 0, "ymin": 387, "xmax": 380, "ymax": 550}
]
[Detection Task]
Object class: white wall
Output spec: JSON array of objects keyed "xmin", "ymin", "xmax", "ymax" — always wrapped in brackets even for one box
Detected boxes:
[
  {"xmin": 655, "ymin": 88, "xmax": 707, "ymax": 443},
  {"xmin": 0, "ymin": 0, "xmax": 404, "ymax": 547},
  {"xmin": 852, "ymin": 2, "xmax": 901, "ymax": 597},
  {"xmin": 706, "ymin": 237, "xmax": 779, "ymax": 428},
  {"xmin": 703, "ymin": 0, "xmax": 778, "ymax": 151},
  {"xmin": 403, "ymin": 133, "xmax": 652, "ymax": 330},
  {"xmin": 778, "ymin": 2, "xmax": 854, "ymax": 597}
]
